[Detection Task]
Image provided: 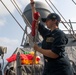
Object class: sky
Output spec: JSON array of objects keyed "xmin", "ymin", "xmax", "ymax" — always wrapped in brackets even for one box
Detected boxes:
[{"xmin": 0, "ymin": 0, "xmax": 76, "ymax": 62}]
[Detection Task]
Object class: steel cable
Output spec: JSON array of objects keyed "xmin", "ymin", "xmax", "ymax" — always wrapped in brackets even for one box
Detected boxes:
[
  {"xmin": 10, "ymin": 0, "xmax": 41, "ymax": 45},
  {"xmin": 72, "ymin": 0, "xmax": 76, "ymax": 5},
  {"xmin": 10, "ymin": 0, "xmax": 76, "ymax": 40},
  {"xmin": 0, "ymin": 0, "xmax": 24, "ymax": 31},
  {"xmin": 49, "ymin": 0, "xmax": 71, "ymax": 27},
  {"xmin": 0, "ymin": 0, "xmax": 36, "ymax": 45},
  {"xmin": 11, "ymin": 0, "xmax": 32, "ymax": 28},
  {"xmin": 45, "ymin": 0, "xmax": 71, "ymax": 33},
  {"xmin": 45, "ymin": 0, "xmax": 56, "ymax": 13},
  {"xmin": 45, "ymin": 0, "xmax": 76, "ymax": 40}
]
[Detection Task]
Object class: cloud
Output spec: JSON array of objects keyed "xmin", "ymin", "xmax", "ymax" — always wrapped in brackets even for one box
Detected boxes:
[
  {"xmin": 0, "ymin": 0, "xmax": 14, "ymax": 15},
  {"xmin": 0, "ymin": 0, "xmax": 21, "ymax": 16},
  {"xmin": 18, "ymin": 0, "xmax": 29, "ymax": 5},
  {"xmin": 0, "ymin": 19, "xmax": 6, "ymax": 27},
  {"xmin": 0, "ymin": 0, "xmax": 56, "ymax": 16},
  {"xmin": 0, "ymin": 37, "xmax": 19, "ymax": 47},
  {"xmin": 70, "ymin": 17, "xmax": 76, "ymax": 22},
  {"xmin": 0, "ymin": 0, "xmax": 23, "ymax": 27}
]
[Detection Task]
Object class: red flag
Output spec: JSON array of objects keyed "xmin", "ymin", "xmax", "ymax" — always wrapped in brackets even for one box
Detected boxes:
[
  {"xmin": 32, "ymin": 12, "xmax": 40, "ymax": 36},
  {"xmin": 6, "ymin": 54, "xmax": 16, "ymax": 63}
]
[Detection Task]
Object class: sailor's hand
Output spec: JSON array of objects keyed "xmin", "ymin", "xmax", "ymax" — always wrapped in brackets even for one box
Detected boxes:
[
  {"xmin": 30, "ymin": 0, "xmax": 35, "ymax": 7},
  {"xmin": 33, "ymin": 44, "xmax": 40, "ymax": 51},
  {"xmin": 30, "ymin": 0, "xmax": 34, "ymax": 3}
]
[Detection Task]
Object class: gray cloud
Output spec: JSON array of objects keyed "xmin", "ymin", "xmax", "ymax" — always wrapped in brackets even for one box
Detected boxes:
[{"xmin": 0, "ymin": 19, "xmax": 6, "ymax": 26}]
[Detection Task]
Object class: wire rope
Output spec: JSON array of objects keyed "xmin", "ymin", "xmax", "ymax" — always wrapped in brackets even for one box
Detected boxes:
[
  {"xmin": 45, "ymin": 0, "xmax": 76, "ymax": 40},
  {"xmin": 72, "ymin": 0, "xmax": 76, "ymax": 5},
  {"xmin": 0, "ymin": 0, "xmax": 36, "ymax": 44},
  {"xmin": 10, "ymin": 0, "xmax": 32, "ymax": 28},
  {"xmin": 0, "ymin": 0, "xmax": 24, "ymax": 31}
]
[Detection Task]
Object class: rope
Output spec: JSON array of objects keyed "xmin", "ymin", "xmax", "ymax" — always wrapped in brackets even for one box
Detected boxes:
[
  {"xmin": 10, "ymin": 0, "xmax": 41, "ymax": 46},
  {"xmin": 45, "ymin": 0, "xmax": 76, "ymax": 25},
  {"xmin": 72, "ymin": 0, "xmax": 76, "ymax": 5},
  {"xmin": 49, "ymin": 0, "xmax": 71, "ymax": 27},
  {"xmin": 0, "ymin": 0, "xmax": 24, "ymax": 31},
  {"xmin": 10, "ymin": 0, "xmax": 22, "ymax": 16},
  {"xmin": 45, "ymin": 0, "xmax": 56, "ymax": 13},
  {"xmin": 49, "ymin": 0, "xmax": 76, "ymax": 34},
  {"xmin": 45, "ymin": 0, "xmax": 76, "ymax": 40},
  {"xmin": 10, "ymin": 0, "xmax": 32, "ymax": 28},
  {"xmin": 10, "ymin": 3, "xmax": 41, "ymax": 75},
  {"xmin": 10, "ymin": 0, "xmax": 33, "ymax": 47},
  {"xmin": 0, "ymin": 0, "xmax": 37, "ymax": 45}
]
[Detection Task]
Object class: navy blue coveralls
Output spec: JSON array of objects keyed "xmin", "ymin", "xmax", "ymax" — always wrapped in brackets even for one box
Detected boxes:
[{"xmin": 38, "ymin": 23, "xmax": 74, "ymax": 75}]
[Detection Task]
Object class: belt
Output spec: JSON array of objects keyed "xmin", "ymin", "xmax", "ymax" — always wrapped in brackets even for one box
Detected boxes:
[{"xmin": 44, "ymin": 57, "xmax": 62, "ymax": 62}]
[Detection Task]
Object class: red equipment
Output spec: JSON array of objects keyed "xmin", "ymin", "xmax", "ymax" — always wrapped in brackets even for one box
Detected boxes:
[{"xmin": 31, "ymin": 12, "xmax": 40, "ymax": 36}]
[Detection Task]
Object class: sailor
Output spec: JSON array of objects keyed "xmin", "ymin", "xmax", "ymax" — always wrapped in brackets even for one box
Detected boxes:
[{"xmin": 30, "ymin": 0, "xmax": 74, "ymax": 75}]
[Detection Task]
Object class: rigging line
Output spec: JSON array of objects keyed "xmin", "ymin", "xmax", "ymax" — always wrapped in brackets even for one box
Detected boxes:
[
  {"xmin": 10, "ymin": 0, "xmax": 41, "ymax": 47},
  {"xmin": 10, "ymin": 0, "xmax": 22, "ymax": 16},
  {"xmin": 45, "ymin": 0, "xmax": 71, "ymax": 31},
  {"xmin": 45, "ymin": 1, "xmax": 76, "ymax": 23},
  {"xmin": 45, "ymin": 0, "xmax": 56, "ymax": 13},
  {"xmin": 72, "ymin": 0, "xmax": 76, "ymax": 5},
  {"xmin": 12, "ymin": 0, "xmax": 22, "ymax": 15},
  {"xmin": 10, "ymin": 0, "xmax": 34, "ymax": 45},
  {"xmin": 0, "ymin": 0, "xmax": 24, "ymax": 31},
  {"xmin": 45, "ymin": 0, "xmax": 70, "ymax": 30},
  {"xmin": 61, "ymin": 21, "xmax": 69, "ymax": 31},
  {"xmin": 49, "ymin": 0, "xmax": 71, "ymax": 28},
  {"xmin": 48, "ymin": 0, "xmax": 76, "ymax": 39},
  {"xmin": 11, "ymin": 0, "xmax": 41, "ymax": 42},
  {"xmin": 11, "ymin": 0, "xmax": 32, "ymax": 28},
  {"xmin": 0, "ymin": 0, "xmax": 35, "ymax": 44}
]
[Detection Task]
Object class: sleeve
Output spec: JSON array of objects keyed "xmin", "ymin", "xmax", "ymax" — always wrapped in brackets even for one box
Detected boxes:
[
  {"xmin": 38, "ymin": 23, "xmax": 49, "ymax": 38},
  {"xmin": 51, "ymin": 34, "xmax": 68, "ymax": 56}
]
